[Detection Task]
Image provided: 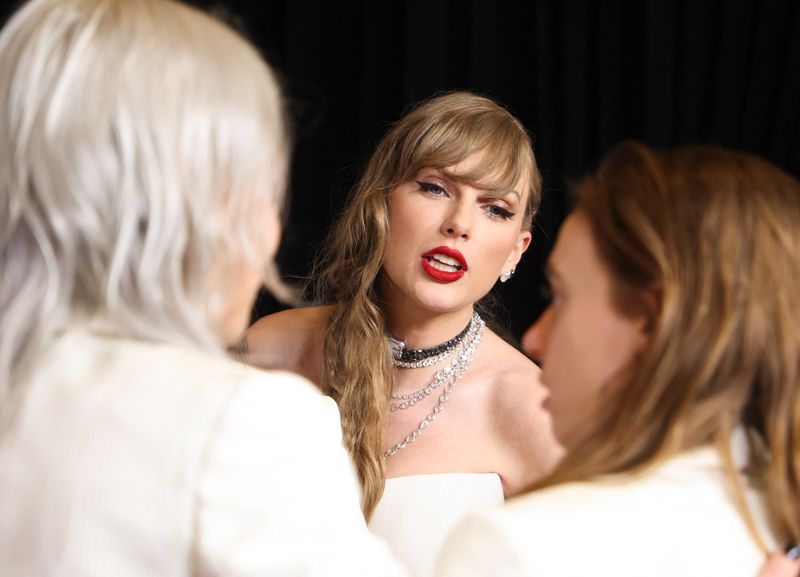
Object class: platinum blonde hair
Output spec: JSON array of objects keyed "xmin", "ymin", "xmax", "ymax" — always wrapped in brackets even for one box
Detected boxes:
[{"xmin": 0, "ymin": 0, "xmax": 288, "ymax": 405}]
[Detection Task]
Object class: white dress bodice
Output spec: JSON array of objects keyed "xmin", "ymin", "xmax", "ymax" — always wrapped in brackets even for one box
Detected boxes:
[{"xmin": 369, "ymin": 473, "xmax": 504, "ymax": 577}]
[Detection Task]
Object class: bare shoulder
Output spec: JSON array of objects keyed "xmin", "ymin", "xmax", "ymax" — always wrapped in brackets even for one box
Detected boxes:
[
  {"xmin": 477, "ymin": 329, "xmax": 541, "ymax": 394},
  {"xmin": 477, "ymin": 330, "xmax": 564, "ymax": 492},
  {"xmin": 243, "ymin": 305, "xmax": 332, "ymax": 389},
  {"xmin": 478, "ymin": 331, "xmax": 545, "ymax": 421}
]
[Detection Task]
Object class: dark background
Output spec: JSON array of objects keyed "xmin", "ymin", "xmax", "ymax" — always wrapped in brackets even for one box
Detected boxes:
[{"xmin": 4, "ymin": 0, "xmax": 799, "ymax": 339}]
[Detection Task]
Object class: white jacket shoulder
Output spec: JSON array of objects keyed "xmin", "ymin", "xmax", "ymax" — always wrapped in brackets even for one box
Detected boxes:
[{"xmin": 436, "ymin": 447, "xmax": 772, "ymax": 577}]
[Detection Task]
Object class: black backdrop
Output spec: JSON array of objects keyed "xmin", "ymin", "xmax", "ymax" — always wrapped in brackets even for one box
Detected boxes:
[{"xmin": 3, "ymin": 0, "xmax": 799, "ymax": 339}]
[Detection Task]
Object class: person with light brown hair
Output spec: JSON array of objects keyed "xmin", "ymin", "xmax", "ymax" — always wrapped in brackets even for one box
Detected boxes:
[
  {"xmin": 0, "ymin": 0, "xmax": 405, "ymax": 575},
  {"xmin": 435, "ymin": 141, "xmax": 800, "ymax": 577},
  {"xmin": 245, "ymin": 91, "xmax": 563, "ymax": 577}
]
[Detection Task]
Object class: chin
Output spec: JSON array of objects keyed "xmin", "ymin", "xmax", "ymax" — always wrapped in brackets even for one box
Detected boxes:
[
  {"xmin": 411, "ymin": 282, "xmax": 488, "ymax": 312},
  {"xmin": 410, "ymin": 292, "xmax": 473, "ymax": 315}
]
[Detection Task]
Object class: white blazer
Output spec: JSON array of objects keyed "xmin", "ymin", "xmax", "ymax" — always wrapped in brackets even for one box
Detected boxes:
[
  {"xmin": 0, "ymin": 326, "xmax": 407, "ymax": 577},
  {"xmin": 436, "ymin": 441, "xmax": 775, "ymax": 577}
]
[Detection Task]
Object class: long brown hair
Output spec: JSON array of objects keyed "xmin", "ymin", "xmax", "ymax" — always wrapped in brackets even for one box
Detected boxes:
[
  {"xmin": 314, "ymin": 91, "xmax": 541, "ymax": 518},
  {"xmin": 537, "ymin": 141, "xmax": 800, "ymax": 550}
]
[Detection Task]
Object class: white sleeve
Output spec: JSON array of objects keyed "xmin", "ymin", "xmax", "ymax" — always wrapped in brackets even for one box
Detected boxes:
[
  {"xmin": 195, "ymin": 370, "xmax": 408, "ymax": 577},
  {"xmin": 434, "ymin": 512, "xmax": 531, "ymax": 577}
]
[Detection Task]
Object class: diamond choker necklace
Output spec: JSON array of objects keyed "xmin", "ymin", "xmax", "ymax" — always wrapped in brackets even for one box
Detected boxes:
[{"xmin": 388, "ymin": 314, "xmax": 474, "ymax": 369}]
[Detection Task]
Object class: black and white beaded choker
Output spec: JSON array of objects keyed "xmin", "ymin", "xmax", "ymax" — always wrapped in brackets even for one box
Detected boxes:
[{"xmin": 388, "ymin": 312, "xmax": 477, "ymax": 368}]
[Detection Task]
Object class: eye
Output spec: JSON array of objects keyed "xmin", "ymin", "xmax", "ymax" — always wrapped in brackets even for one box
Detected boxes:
[
  {"xmin": 538, "ymin": 281, "xmax": 553, "ymax": 304},
  {"xmin": 416, "ymin": 180, "xmax": 448, "ymax": 197},
  {"xmin": 485, "ymin": 204, "xmax": 516, "ymax": 220},
  {"xmin": 540, "ymin": 280, "xmax": 564, "ymax": 310}
]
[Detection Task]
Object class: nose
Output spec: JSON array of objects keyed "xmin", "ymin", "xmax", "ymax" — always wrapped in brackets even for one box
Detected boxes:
[
  {"xmin": 441, "ymin": 198, "xmax": 472, "ymax": 240},
  {"xmin": 522, "ymin": 306, "xmax": 554, "ymax": 364}
]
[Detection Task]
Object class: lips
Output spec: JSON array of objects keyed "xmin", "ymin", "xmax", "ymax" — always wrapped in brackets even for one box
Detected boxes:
[{"xmin": 421, "ymin": 246, "xmax": 468, "ymax": 283}]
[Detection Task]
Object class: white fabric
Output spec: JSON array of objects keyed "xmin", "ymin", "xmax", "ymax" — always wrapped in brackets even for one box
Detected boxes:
[
  {"xmin": 0, "ymin": 327, "xmax": 407, "ymax": 577},
  {"xmin": 370, "ymin": 473, "xmax": 504, "ymax": 577},
  {"xmin": 435, "ymin": 443, "xmax": 775, "ymax": 577}
]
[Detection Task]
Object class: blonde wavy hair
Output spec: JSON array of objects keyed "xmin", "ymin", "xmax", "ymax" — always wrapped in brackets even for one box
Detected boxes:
[
  {"xmin": 0, "ymin": 0, "xmax": 288, "ymax": 408},
  {"xmin": 536, "ymin": 141, "xmax": 800, "ymax": 551},
  {"xmin": 314, "ymin": 91, "xmax": 541, "ymax": 518}
]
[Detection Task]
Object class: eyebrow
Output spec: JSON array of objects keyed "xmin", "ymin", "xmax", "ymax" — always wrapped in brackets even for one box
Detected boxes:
[{"xmin": 433, "ymin": 167, "xmax": 523, "ymax": 202}]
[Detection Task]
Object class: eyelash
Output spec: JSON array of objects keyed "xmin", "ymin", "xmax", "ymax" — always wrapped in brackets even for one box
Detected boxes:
[
  {"xmin": 416, "ymin": 180, "xmax": 517, "ymax": 221},
  {"xmin": 417, "ymin": 180, "xmax": 447, "ymax": 196},
  {"xmin": 486, "ymin": 205, "xmax": 516, "ymax": 220}
]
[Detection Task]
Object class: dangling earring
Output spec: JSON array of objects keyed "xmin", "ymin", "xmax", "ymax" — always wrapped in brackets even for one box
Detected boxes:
[{"xmin": 500, "ymin": 267, "xmax": 515, "ymax": 283}]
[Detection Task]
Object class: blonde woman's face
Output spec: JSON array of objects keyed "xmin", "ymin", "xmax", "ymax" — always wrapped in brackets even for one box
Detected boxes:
[
  {"xmin": 522, "ymin": 211, "xmax": 648, "ymax": 449},
  {"xmin": 380, "ymin": 152, "xmax": 531, "ymax": 318}
]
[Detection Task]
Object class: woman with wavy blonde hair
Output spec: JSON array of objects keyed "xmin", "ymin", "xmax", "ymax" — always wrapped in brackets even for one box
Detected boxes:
[
  {"xmin": 246, "ymin": 91, "xmax": 563, "ymax": 577},
  {"xmin": 0, "ymin": 1, "xmax": 405, "ymax": 575},
  {"xmin": 437, "ymin": 141, "xmax": 800, "ymax": 577}
]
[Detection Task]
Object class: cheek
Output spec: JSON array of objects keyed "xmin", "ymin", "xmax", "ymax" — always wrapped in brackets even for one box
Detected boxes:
[
  {"xmin": 592, "ymin": 311, "xmax": 644, "ymax": 387},
  {"xmin": 384, "ymin": 200, "xmax": 423, "ymax": 261},
  {"xmin": 382, "ymin": 228, "xmax": 412, "ymax": 281},
  {"xmin": 215, "ymin": 264, "xmax": 262, "ymax": 344},
  {"xmin": 543, "ymin": 304, "xmax": 641, "ymax": 446},
  {"xmin": 544, "ymin": 313, "xmax": 604, "ymax": 403},
  {"xmin": 475, "ymin": 227, "xmax": 525, "ymax": 278},
  {"xmin": 388, "ymin": 194, "xmax": 428, "ymax": 237}
]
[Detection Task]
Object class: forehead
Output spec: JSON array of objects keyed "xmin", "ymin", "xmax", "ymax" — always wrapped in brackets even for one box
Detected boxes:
[{"xmin": 549, "ymin": 212, "xmax": 611, "ymax": 288}]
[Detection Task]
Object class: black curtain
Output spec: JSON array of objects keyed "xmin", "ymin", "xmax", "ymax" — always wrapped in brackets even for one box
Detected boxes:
[
  {"xmin": 4, "ymin": 0, "xmax": 798, "ymax": 338},
  {"xmin": 220, "ymin": 0, "xmax": 799, "ymax": 339}
]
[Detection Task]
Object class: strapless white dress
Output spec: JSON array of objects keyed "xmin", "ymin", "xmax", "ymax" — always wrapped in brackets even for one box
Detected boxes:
[{"xmin": 368, "ymin": 473, "xmax": 504, "ymax": 577}]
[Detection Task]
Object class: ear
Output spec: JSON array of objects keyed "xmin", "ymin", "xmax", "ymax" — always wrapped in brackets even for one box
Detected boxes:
[{"xmin": 505, "ymin": 230, "xmax": 532, "ymax": 269}]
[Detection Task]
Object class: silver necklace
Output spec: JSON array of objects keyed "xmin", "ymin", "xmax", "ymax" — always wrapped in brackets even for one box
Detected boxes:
[
  {"xmin": 389, "ymin": 312, "xmax": 482, "ymax": 409},
  {"xmin": 384, "ymin": 313, "xmax": 484, "ymax": 458},
  {"xmin": 389, "ymin": 314, "xmax": 474, "ymax": 369}
]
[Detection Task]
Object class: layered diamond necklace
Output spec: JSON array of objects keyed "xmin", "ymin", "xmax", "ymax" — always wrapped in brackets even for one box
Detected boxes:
[{"xmin": 384, "ymin": 312, "xmax": 485, "ymax": 458}]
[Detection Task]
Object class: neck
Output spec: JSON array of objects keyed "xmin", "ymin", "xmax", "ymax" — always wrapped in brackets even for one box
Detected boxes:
[{"xmin": 384, "ymin": 306, "xmax": 475, "ymax": 350}]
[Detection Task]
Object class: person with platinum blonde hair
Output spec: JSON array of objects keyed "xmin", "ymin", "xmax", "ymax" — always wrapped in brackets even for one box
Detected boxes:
[
  {"xmin": 436, "ymin": 141, "xmax": 800, "ymax": 577},
  {"xmin": 0, "ymin": 0, "xmax": 406, "ymax": 575}
]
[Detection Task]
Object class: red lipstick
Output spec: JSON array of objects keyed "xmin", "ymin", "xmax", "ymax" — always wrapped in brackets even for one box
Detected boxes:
[{"xmin": 421, "ymin": 246, "xmax": 468, "ymax": 283}]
